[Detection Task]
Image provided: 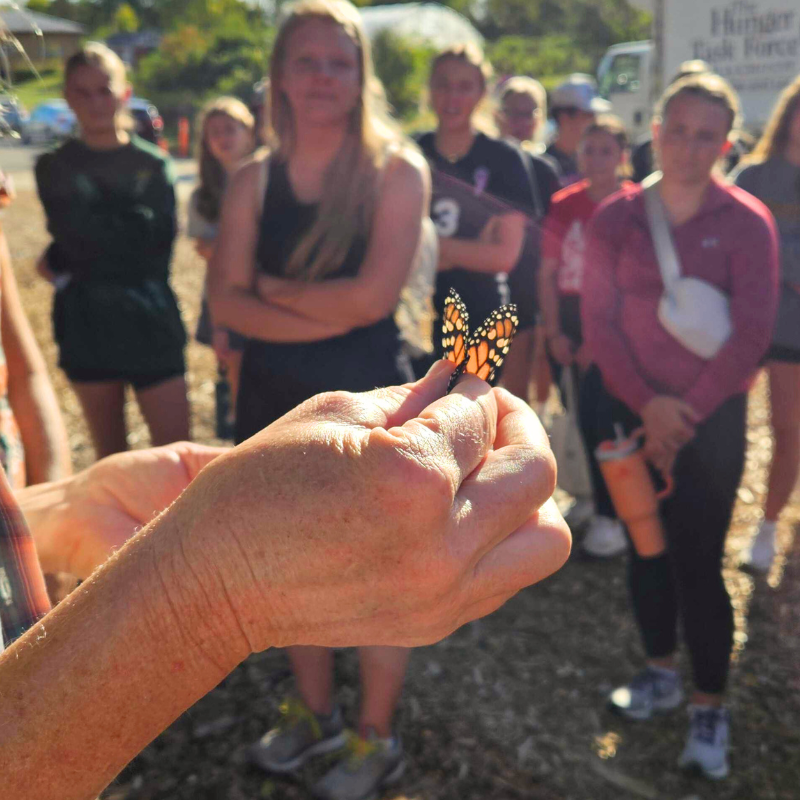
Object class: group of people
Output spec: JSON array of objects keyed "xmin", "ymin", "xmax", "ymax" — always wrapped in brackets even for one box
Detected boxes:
[{"xmin": 1, "ymin": 0, "xmax": 800, "ymax": 797}]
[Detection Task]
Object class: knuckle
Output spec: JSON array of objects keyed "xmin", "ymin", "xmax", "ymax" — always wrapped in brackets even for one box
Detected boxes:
[
  {"xmin": 534, "ymin": 443, "xmax": 558, "ymax": 502},
  {"xmin": 305, "ymin": 389, "xmax": 357, "ymax": 417},
  {"xmin": 372, "ymin": 428, "xmax": 456, "ymax": 508},
  {"xmin": 286, "ymin": 390, "xmax": 373, "ymax": 430}
]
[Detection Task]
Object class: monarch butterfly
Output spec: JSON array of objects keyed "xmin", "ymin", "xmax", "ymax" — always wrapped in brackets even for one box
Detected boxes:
[{"xmin": 442, "ymin": 289, "xmax": 519, "ymax": 393}]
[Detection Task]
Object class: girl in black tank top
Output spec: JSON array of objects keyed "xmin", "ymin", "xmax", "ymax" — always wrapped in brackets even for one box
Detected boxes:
[
  {"xmin": 207, "ymin": 1, "xmax": 430, "ymax": 782},
  {"xmin": 234, "ymin": 158, "xmax": 410, "ymax": 442}
]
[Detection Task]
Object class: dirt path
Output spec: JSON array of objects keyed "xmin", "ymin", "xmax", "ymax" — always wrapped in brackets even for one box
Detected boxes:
[{"xmin": 3, "ymin": 187, "xmax": 799, "ymax": 800}]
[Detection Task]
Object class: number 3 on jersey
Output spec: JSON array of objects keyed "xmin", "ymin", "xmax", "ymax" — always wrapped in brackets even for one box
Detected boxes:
[
  {"xmin": 432, "ymin": 198, "xmax": 460, "ymax": 237},
  {"xmin": 441, "ymin": 289, "xmax": 519, "ymax": 393}
]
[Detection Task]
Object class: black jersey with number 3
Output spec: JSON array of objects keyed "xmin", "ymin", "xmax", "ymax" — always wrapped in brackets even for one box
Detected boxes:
[{"xmin": 416, "ymin": 132, "xmax": 534, "ymax": 351}]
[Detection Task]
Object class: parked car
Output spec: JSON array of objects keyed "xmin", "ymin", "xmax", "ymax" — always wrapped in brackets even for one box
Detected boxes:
[
  {"xmin": 0, "ymin": 96, "xmax": 28, "ymax": 133},
  {"xmin": 21, "ymin": 100, "xmax": 76, "ymax": 145},
  {"xmin": 129, "ymin": 97, "xmax": 166, "ymax": 148}
]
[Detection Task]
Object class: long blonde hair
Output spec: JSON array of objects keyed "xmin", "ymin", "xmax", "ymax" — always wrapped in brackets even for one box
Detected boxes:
[
  {"xmin": 268, "ymin": 0, "xmax": 404, "ymax": 281},
  {"xmin": 749, "ymin": 73, "xmax": 800, "ymax": 162},
  {"xmin": 195, "ymin": 97, "xmax": 256, "ymax": 223}
]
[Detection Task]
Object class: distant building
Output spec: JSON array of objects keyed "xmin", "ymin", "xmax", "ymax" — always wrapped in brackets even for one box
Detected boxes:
[
  {"xmin": 0, "ymin": 9, "xmax": 84, "ymax": 72},
  {"xmin": 105, "ymin": 30, "xmax": 162, "ymax": 70}
]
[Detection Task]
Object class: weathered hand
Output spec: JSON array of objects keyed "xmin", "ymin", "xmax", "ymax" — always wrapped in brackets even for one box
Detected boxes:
[{"xmin": 163, "ymin": 360, "xmax": 569, "ymax": 656}]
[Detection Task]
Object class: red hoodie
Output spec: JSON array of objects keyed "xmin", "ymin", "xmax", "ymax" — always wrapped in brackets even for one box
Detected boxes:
[{"xmin": 581, "ymin": 178, "xmax": 779, "ymax": 421}]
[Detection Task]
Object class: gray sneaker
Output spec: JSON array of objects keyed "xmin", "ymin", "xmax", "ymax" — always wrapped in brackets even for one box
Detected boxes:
[
  {"xmin": 313, "ymin": 729, "xmax": 405, "ymax": 800},
  {"xmin": 608, "ymin": 666, "xmax": 683, "ymax": 720},
  {"xmin": 248, "ymin": 698, "xmax": 347, "ymax": 774},
  {"xmin": 678, "ymin": 705, "xmax": 730, "ymax": 779}
]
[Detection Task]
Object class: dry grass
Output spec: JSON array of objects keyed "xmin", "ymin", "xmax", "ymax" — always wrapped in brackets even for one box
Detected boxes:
[{"xmin": 4, "ymin": 186, "xmax": 800, "ymax": 800}]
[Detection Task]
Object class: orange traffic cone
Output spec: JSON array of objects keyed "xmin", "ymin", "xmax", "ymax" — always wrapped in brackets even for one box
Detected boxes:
[{"xmin": 178, "ymin": 117, "xmax": 190, "ymax": 158}]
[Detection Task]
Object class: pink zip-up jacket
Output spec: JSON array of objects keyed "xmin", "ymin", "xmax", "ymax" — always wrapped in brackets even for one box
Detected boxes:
[{"xmin": 581, "ymin": 178, "xmax": 779, "ymax": 421}]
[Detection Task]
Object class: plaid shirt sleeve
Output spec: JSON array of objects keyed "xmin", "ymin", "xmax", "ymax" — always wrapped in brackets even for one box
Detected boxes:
[{"xmin": 0, "ymin": 467, "xmax": 51, "ymax": 650}]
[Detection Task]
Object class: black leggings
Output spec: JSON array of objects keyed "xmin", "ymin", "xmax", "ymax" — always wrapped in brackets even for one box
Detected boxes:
[
  {"xmin": 551, "ymin": 361, "xmax": 617, "ymax": 519},
  {"xmin": 584, "ymin": 370, "xmax": 747, "ymax": 694},
  {"xmin": 577, "ymin": 364, "xmax": 617, "ymax": 519}
]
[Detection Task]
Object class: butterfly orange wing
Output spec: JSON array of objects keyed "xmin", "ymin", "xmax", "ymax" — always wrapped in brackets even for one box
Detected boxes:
[
  {"xmin": 441, "ymin": 290, "xmax": 469, "ymax": 368},
  {"xmin": 453, "ymin": 305, "xmax": 519, "ymax": 391}
]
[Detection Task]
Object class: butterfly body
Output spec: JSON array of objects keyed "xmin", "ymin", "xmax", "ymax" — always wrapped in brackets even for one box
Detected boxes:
[{"xmin": 441, "ymin": 289, "xmax": 519, "ymax": 393}]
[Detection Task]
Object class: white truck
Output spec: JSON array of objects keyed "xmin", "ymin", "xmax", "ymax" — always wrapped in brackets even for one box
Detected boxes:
[{"xmin": 597, "ymin": 0, "xmax": 800, "ymax": 139}]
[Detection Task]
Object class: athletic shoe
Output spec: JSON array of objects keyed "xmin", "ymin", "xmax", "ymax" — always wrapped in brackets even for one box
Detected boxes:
[
  {"xmin": 678, "ymin": 705, "xmax": 730, "ymax": 780},
  {"xmin": 740, "ymin": 519, "xmax": 777, "ymax": 573},
  {"xmin": 313, "ymin": 729, "xmax": 405, "ymax": 800},
  {"xmin": 248, "ymin": 697, "xmax": 347, "ymax": 774},
  {"xmin": 608, "ymin": 666, "xmax": 683, "ymax": 720},
  {"xmin": 564, "ymin": 498, "xmax": 594, "ymax": 531},
  {"xmin": 582, "ymin": 516, "xmax": 627, "ymax": 558}
]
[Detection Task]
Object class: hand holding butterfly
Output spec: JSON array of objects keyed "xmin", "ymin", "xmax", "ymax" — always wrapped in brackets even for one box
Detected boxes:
[
  {"xmin": 1, "ymin": 361, "xmax": 568, "ymax": 800},
  {"xmin": 162, "ymin": 358, "xmax": 567, "ymax": 652}
]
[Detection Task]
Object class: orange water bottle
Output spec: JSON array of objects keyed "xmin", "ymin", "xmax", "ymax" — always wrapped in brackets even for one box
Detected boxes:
[{"xmin": 595, "ymin": 426, "xmax": 672, "ymax": 558}]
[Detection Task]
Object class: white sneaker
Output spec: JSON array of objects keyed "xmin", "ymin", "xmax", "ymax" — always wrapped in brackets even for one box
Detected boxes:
[
  {"xmin": 608, "ymin": 666, "xmax": 683, "ymax": 720},
  {"xmin": 678, "ymin": 705, "xmax": 730, "ymax": 780},
  {"xmin": 740, "ymin": 519, "xmax": 776, "ymax": 573},
  {"xmin": 564, "ymin": 498, "xmax": 594, "ymax": 532},
  {"xmin": 582, "ymin": 516, "xmax": 627, "ymax": 558}
]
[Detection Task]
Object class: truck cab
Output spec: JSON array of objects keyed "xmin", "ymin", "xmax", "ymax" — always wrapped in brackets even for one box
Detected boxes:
[
  {"xmin": 597, "ymin": 40, "xmax": 654, "ymax": 142},
  {"xmin": 598, "ymin": 1, "xmax": 800, "ymax": 138}
]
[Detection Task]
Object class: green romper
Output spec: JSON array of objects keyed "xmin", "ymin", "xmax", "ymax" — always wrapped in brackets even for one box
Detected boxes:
[{"xmin": 35, "ymin": 135, "xmax": 186, "ymax": 387}]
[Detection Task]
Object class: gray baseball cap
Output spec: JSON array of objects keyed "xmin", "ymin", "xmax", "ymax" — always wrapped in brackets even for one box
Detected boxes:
[{"xmin": 551, "ymin": 75, "xmax": 612, "ymax": 114}]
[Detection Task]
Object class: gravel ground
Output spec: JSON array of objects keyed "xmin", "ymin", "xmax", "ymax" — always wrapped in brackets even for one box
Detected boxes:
[{"xmin": 3, "ymin": 182, "xmax": 799, "ymax": 800}]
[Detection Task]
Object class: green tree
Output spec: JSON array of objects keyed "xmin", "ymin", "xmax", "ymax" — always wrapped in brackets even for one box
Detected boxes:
[
  {"xmin": 113, "ymin": 3, "xmax": 140, "ymax": 33},
  {"xmin": 136, "ymin": 21, "xmax": 272, "ymax": 120},
  {"xmin": 24, "ymin": 0, "xmax": 52, "ymax": 13},
  {"xmin": 371, "ymin": 30, "xmax": 433, "ymax": 119},
  {"xmin": 155, "ymin": 0, "xmax": 265, "ymax": 32},
  {"xmin": 488, "ymin": 34, "xmax": 593, "ymax": 84}
]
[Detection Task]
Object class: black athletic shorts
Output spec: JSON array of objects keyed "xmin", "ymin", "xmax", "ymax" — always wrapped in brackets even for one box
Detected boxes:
[
  {"xmin": 65, "ymin": 364, "xmax": 184, "ymax": 390},
  {"xmin": 53, "ymin": 278, "xmax": 187, "ymax": 386},
  {"xmin": 235, "ymin": 317, "xmax": 412, "ymax": 444}
]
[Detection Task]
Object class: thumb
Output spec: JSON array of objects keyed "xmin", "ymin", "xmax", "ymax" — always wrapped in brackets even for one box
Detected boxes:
[
  {"xmin": 361, "ymin": 358, "xmax": 458, "ymax": 429},
  {"xmin": 278, "ymin": 359, "xmax": 456, "ymax": 432}
]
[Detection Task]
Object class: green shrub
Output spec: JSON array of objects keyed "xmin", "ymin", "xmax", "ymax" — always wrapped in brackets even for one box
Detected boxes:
[
  {"xmin": 136, "ymin": 26, "xmax": 273, "ymax": 124},
  {"xmin": 487, "ymin": 35, "xmax": 593, "ymax": 82},
  {"xmin": 371, "ymin": 31, "xmax": 434, "ymax": 120}
]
